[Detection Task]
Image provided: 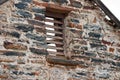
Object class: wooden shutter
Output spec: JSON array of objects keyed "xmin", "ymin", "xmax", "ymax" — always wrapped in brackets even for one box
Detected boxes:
[{"xmin": 45, "ymin": 10, "xmax": 65, "ymax": 54}]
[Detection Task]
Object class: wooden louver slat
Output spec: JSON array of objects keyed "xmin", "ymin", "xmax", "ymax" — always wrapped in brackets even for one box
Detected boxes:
[
  {"xmin": 45, "ymin": 19, "xmax": 63, "ymax": 24},
  {"xmin": 44, "ymin": 25, "xmax": 63, "ymax": 30},
  {"xmin": 46, "ymin": 40, "xmax": 63, "ymax": 45},
  {"xmin": 46, "ymin": 30, "xmax": 63, "ymax": 35},
  {"xmin": 47, "ymin": 35, "xmax": 63, "ymax": 40},
  {"xmin": 47, "ymin": 46, "xmax": 64, "ymax": 50},
  {"xmin": 45, "ymin": 8, "xmax": 66, "ymax": 54}
]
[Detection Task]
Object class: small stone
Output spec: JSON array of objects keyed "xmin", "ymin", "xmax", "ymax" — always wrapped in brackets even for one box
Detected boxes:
[
  {"xmin": 0, "ymin": 14, "xmax": 7, "ymax": 22},
  {"xmin": 3, "ymin": 51, "xmax": 26, "ymax": 56},
  {"xmin": 35, "ymin": 27, "xmax": 45, "ymax": 33},
  {"xmin": 21, "ymin": 0, "xmax": 32, "ymax": 3},
  {"xmin": 52, "ymin": 0, "xmax": 68, "ymax": 4},
  {"xmin": 84, "ymin": 52, "xmax": 96, "ymax": 57},
  {"xmin": 71, "ymin": 1, "xmax": 82, "ymax": 8},
  {"xmin": 71, "ymin": 19, "xmax": 79, "ymax": 23},
  {"xmin": 3, "ymin": 41, "xmax": 27, "ymax": 50},
  {"xmin": 84, "ymin": 24, "xmax": 101, "ymax": 31},
  {"xmin": 15, "ymin": 2, "xmax": 28, "ymax": 9},
  {"xmin": 33, "ymin": 42, "xmax": 47, "ymax": 47},
  {"xmin": 91, "ymin": 58, "xmax": 104, "ymax": 63},
  {"xmin": 26, "ymin": 33, "xmax": 46, "ymax": 42},
  {"xmin": 15, "ymin": 24, "xmax": 34, "ymax": 32},
  {"xmin": 34, "ymin": 13, "xmax": 45, "ymax": 21},
  {"xmin": 109, "ymin": 47, "xmax": 115, "ymax": 53},
  {"xmin": 17, "ymin": 10, "xmax": 32, "ymax": 18},
  {"xmin": 28, "ymin": 19, "xmax": 45, "ymax": 26},
  {"xmin": 88, "ymin": 32, "xmax": 102, "ymax": 39},
  {"xmin": 75, "ymin": 24, "xmax": 82, "ymax": 30},
  {"xmin": 42, "ymin": 0, "xmax": 50, "ymax": 2},
  {"xmin": 97, "ymin": 70, "xmax": 111, "ymax": 79},
  {"xmin": 3, "ymin": 64, "xmax": 18, "ymax": 70},
  {"xmin": 10, "ymin": 31, "xmax": 20, "ymax": 38},
  {"xmin": 116, "ymin": 62, "xmax": 120, "ymax": 67},
  {"xmin": 30, "ymin": 48, "xmax": 48, "ymax": 55},
  {"xmin": 32, "ymin": 7, "xmax": 45, "ymax": 14},
  {"xmin": 90, "ymin": 43, "xmax": 107, "ymax": 51},
  {"xmin": 77, "ymin": 72, "xmax": 87, "ymax": 76},
  {"xmin": 0, "ymin": 30, "xmax": 20, "ymax": 38}
]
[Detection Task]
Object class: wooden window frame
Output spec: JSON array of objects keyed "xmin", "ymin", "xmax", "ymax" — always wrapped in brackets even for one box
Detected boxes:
[
  {"xmin": 45, "ymin": 6, "xmax": 71, "ymax": 55},
  {"xmin": 45, "ymin": 8, "xmax": 67, "ymax": 55}
]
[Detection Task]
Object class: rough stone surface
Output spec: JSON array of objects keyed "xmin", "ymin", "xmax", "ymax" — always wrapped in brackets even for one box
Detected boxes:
[{"xmin": 0, "ymin": 0, "xmax": 119, "ymax": 80}]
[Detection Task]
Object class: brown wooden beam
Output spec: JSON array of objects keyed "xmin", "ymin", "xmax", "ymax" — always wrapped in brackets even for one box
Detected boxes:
[
  {"xmin": 33, "ymin": 1, "xmax": 76, "ymax": 14},
  {"xmin": 45, "ymin": 11, "xmax": 65, "ymax": 18},
  {"xmin": 46, "ymin": 55, "xmax": 84, "ymax": 66},
  {"xmin": 91, "ymin": 0, "xmax": 120, "ymax": 28}
]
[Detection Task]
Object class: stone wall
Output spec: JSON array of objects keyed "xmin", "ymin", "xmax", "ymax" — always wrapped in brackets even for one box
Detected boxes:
[{"xmin": 0, "ymin": 0, "xmax": 120, "ymax": 80}]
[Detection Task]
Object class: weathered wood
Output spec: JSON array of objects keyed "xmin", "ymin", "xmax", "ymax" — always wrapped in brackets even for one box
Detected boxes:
[
  {"xmin": 47, "ymin": 46, "xmax": 63, "ymax": 50},
  {"xmin": 0, "ymin": 0, "xmax": 8, "ymax": 5},
  {"xmin": 46, "ymin": 40, "xmax": 63, "ymax": 45},
  {"xmin": 46, "ymin": 55, "xmax": 84, "ymax": 66},
  {"xmin": 47, "ymin": 51, "xmax": 63, "ymax": 54},
  {"xmin": 46, "ymin": 11, "xmax": 65, "ymax": 18},
  {"xmin": 33, "ymin": 1, "xmax": 75, "ymax": 14},
  {"xmin": 91, "ymin": 0, "xmax": 120, "ymax": 28},
  {"xmin": 46, "ymin": 30, "xmax": 63, "ymax": 35},
  {"xmin": 45, "ymin": 25, "xmax": 63, "ymax": 30},
  {"xmin": 45, "ymin": 19, "xmax": 63, "ymax": 24}
]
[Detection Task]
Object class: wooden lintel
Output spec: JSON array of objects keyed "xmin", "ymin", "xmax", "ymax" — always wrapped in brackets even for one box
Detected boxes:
[
  {"xmin": 33, "ymin": 1, "xmax": 76, "ymax": 14},
  {"xmin": 46, "ymin": 55, "xmax": 84, "ymax": 66},
  {"xmin": 46, "ymin": 11, "xmax": 65, "ymax": 18}
]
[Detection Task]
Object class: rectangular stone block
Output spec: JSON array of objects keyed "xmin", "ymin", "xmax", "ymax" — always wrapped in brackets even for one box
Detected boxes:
[
  {"xmin": 0, "ymin": 30, "xmax": 20, "ymax": 38},
  {"xmin": 3, "ymin": 41, "xmax": 27, "ymax": 50},
  {"xmin": 2, "ymin": 51, "xmax": 26, "ymax": 56},
  {"xmin": 26, "ymin": 33, "xmax": 46, "ymax": 42},
  {"xmin": 14, "ymin": 24, "xmax": 34, "ymax": 32},
  {"xmin": 30, "ymin": 48, "xmax": 48, "ymax": 55},
  {"xmin": 28, "ymin": 19, "xmax": 45, "ymax": 26}
]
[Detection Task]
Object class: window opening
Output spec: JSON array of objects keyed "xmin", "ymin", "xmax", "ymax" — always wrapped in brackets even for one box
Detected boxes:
[{"xmin": 45, "ymin": 11, "xmax": 64, "ymax": 54}]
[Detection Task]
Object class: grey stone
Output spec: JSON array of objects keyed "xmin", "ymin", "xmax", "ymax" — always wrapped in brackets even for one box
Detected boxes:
[
  {"xmin": 42, "ymin": 0, "xmax": 50, "ymax": 2},
  {"xmin": 10, "ymin": 31, "xmax": 20, "ymax": 38},
  {"xmin": 27, "ymin": 19, "xmax": 45, "ymax": 26},
  {"xmin": 21, "ymin": 0, "xmax": 32, "ymax": 3},
  {"xmin": 26, "ymin": 33, "xmax": 46, "ymax": 42},
  {"xmin": 84, "ymin": 52, "xmax": 96, "ymax": 57},
  {"xmin": 71, "ymin": 19, "xmax": 80, "ymax": 23},
  {"xmin": 84, "ymin": 24, "xmax": 101, "ymax": 31},
  {"xmin": 72, "ymin": 1, "xmax": 82, "ymax": 8},
  {"xmin": 91, "ymin": 58, "xmax": 105, "ymax": 63},
  {"xmin": 0, "ymin": 30, "xmax": 20, "ymax": 38},
  {"xmin": 88, "ymin": 32, "xmax": 102, "ymax": 39},
  {"xmin": 3, "ymin": 51, "xmax": 26, "ymax": 56},
  {"xmin": 32, "ymin": 7, "xmax": 45, "ymax": 14},
  {"xmin": 15, "ymin": 2, "xmax": 28, "ymax": 9},
  {"xmin": 15, "ymin": 24, "xmax": 34, "ymax": 32},
  {"xmin": 30, "ymin": 48, "xmax": 48, "ymax": 55},
  {"xmin": 17, "ymin": 10, "xmax": 32, "ymax": 18},
  {"xmin": 52, "ymin": 0, "xmax": 68, "ymax": 4}
]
